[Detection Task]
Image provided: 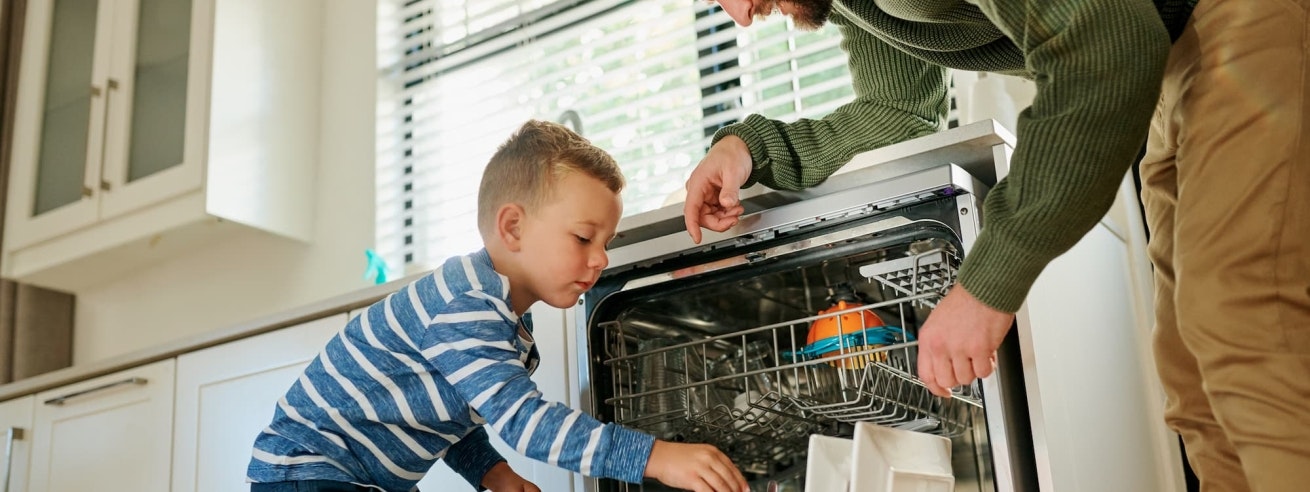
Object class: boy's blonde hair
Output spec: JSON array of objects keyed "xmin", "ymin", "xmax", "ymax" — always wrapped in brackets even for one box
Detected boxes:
[{"xmin": 477, "ymin": 120, "xmax": 625, "ymax": 237}]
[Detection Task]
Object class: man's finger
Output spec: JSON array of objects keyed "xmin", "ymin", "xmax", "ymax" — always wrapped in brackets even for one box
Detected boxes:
[
  {"xmin": 951, "ymin": 356, "xmax": 975, "ymax": 390},
  {"xmin": 711, "ymin": 205, "xmax": 745, "ymax": 220},
  {"xmin": 718, "ymin": 183, "xmax": 741, "ymax": 209},
  {"xmin": 700, "ymin": 213, "xmax": 737, "ymax": 233},
  {"xmin": 933, "ymin": 354, "xmax": 956, "ymax": 396},
  {"xmin": 683, "ymin": 183, "xmax": 706, "ymax": 244},
  {"xmin": 703, "ymin": 205, "xmax": 744, "ymax": 233},
  {"xmin": 971, "ymin": 355, "xmax": 994, "ymax": 381},
  {"xmin": 918, "ymin": 343, "xmax": 941, "ymax": 396}
]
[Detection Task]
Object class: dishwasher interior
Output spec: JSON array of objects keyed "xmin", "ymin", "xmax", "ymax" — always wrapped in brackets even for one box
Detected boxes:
[{"xmin": 586, "ymin": 197, "xmax": 998, "ymax": 491}]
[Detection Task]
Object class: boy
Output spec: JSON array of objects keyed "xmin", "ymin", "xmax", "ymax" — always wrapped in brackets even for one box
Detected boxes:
[{"xmin": 247, "ymin": 120, "xmax": 749, "ymax": 492}]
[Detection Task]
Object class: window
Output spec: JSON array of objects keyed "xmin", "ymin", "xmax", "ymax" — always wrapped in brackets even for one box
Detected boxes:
[{"xmin": 377, "ymin": 0, "xmax": 948, "ymax": 272}]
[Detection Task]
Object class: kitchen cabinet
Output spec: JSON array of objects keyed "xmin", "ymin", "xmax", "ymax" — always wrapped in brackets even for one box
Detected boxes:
[
  {"xmin": 4, "ymin": 0, "xmax": 323, "ymax": 291},
  {"xmin": 174, "ymin": 303, "xmax": 577, "ymax": 491},
  {"xmin": 0, "ymin": 396, "xmax": 35, "ymax": 492},
  {"xmin": 418, "ymin": 304, "xmax": 575, "ymax": 492},
  {"xmin": 26, "ymin": 359, "xmax": 174, "ymax": 492},
  {"xmin": 172, "ymin": 313, "xmax": 345, "ymax": 492}
]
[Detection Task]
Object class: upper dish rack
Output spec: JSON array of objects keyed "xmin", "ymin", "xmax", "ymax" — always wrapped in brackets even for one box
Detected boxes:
[
  {"xmin": 599, "ymin": 248, "xmax": 979, "ymax": 473},
  {"xmin": 858, "ymin": 247, "xmax": 959, "ymax": 308}
]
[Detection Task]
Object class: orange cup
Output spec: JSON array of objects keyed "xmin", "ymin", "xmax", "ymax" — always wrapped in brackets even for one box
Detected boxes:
[{"xmin": 807, "ymin": 301, "xmax": 886, "ymax": 368}]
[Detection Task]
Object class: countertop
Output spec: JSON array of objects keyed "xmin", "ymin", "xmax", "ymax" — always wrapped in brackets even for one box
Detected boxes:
[{"xmin": 0, "ymin": 275, "xmax": 415, "ymax": 402}]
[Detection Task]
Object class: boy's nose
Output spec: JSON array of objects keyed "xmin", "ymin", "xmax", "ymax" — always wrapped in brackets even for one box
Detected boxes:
[{"xmin": 590, "ymin": 250, "xmax": 609, "ymax": 271}]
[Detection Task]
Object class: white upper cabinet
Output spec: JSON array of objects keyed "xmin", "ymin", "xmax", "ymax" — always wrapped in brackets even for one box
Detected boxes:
[{"xmin": 5, "ymin": 0, "xmax": 323, "ymax": 291}]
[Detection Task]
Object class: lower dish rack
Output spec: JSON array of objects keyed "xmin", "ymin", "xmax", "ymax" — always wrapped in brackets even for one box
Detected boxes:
[{"xmin": 600, "ymin": 249, "xmax": 981, "ymax": 473}]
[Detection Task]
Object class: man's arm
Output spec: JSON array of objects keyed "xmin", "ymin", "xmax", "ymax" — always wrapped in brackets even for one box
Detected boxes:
[
  {"xmin": 713, "ymin": 10, "xmax": 950, "ymax": 191},
  {"xmin": 916, "ymin": 0, "xmax": 1172, "ymax": 397},
  {"xmin": 954, "ymin": 0, "xmax": 1171, "ymax": 311}
]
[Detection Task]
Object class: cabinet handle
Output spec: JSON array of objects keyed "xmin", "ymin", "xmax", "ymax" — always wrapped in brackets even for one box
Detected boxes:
[
  {"xmin": 3, "ymin": 427, "xmax": 24, "ymax": 492},
  {"xmin": 42, "ymin": 377, "xmax": 147, "ymax": 406},
  {"xmin": 85, "ymin": 82, "xmax": 105, "ymax": 198},
  {"xmin": 94, "ymin": 77, "xmax": 121, "ymax": 193}
]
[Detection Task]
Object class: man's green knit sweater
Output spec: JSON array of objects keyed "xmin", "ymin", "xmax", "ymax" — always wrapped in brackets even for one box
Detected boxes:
[{"xmin": 713, "ymin": 0, "xmax": 1196, "ymax": 313}]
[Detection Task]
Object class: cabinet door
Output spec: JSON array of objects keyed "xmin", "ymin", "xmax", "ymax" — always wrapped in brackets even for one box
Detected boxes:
[
  {"xmin": 27, "ymin": 359, "xmax": 175, "ymax": 492},
  {"xmin": 0, "ymin": 396, "xmax": 35, "ymax": 492},
  {"xmin": 417, "ymin": 305, "xmax": 574, "ymax": 492},
  {"xmin": 172, "ymin": 314, "xmax": 345, "ymax": 492},
  {"xmin": 5, "ymin": 0, "xmax": 116, "ymax": 249},
  {"xmin": 98, "ymin": 0, "xmax": 204, "ymax": 219}
]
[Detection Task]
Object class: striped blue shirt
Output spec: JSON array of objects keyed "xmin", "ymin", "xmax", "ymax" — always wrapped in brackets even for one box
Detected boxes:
[{"xmin": 247, "ymin": 249, "xmax": 655, "ymax": 491}]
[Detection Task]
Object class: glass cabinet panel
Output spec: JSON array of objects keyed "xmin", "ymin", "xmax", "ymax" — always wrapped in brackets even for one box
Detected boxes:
[
  {"xmin": 33, "ymin": 0, "xmax": 100, "ymax": 215},
  {"xmin": 125, "ymin": 0, "xmax": 191, "ymax": 182}
]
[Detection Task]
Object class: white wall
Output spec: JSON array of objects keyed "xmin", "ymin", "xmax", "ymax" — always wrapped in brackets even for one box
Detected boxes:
[
  {"xmin": 952, "ymin": 71, "xmax": 1036, "ymax": 133},
  {"xmin": 72, "ymin": 0, "xmax": 378, "ymax": 364}
]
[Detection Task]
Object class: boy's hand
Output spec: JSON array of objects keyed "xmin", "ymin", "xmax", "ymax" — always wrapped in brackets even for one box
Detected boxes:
[
  {"xmin": 481, "ymin": 461, "xmax": 541, "ymax": 492},
  {"xmin": 644, "ymin": 440, "xmax": 749, "ymax": 492}
]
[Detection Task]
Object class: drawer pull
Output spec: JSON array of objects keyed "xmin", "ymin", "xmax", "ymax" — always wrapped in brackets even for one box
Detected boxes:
[{"xmin": 43, "ymin": 377, "xmax": 148, "ymax": 406}]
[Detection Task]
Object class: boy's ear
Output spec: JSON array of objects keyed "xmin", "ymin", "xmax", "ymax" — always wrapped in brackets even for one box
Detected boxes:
[{"xmin": 496, "ymin": 203, "xmax": 527, "ymax": 252}]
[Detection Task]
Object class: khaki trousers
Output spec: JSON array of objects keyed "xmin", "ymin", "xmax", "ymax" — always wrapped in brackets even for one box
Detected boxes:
[{"xmin": 1140, "ymin": 1, "xmax": 1310, "ymax": 491}]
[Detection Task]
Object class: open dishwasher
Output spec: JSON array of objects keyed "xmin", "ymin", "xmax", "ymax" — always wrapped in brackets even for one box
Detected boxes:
[
  {"xmin": 569, "ymin": 121, "xmax": 1180, "ymax": 492},
  {"xmin": 596, "ymin": 214, "xmax": 996, "ymax": 491},
  {"xmin": 571, "ymin": 122, "xmax": 1032, "ymax": 492}
]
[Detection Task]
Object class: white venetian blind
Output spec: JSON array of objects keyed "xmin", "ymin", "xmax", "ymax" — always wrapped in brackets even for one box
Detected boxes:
[
  {"xmin": 378, "ymin": 0, "xmax": 890, "ymax": 272},
  {"xmin": 694, "ymin": 4, "xmax": 959, "ymax": 135},
  {"xmin": 694, "ymin": 3, "xmax": 855, "ymax": 130}
]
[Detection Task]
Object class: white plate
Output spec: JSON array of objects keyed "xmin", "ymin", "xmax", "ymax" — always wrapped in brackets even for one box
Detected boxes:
[
  {"xmin": 805, "ymin": 434, "xmax": 854, "ymax": 492},
  {"xmin": 849, "ymin": 422, "xmax": 954, "ymax": 492}
]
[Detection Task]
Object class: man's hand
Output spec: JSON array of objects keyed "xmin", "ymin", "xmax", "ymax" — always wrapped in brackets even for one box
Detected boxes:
[
  {"xmin": 917, "ymin": 285, "xmax": 1015, "ymax": 397},
  {"xmin": 645, "ymin": 440, "xmax": 749, "ymax": 492},
  {"xmin": 683, "ymin": 135, "xmax": 753, "ymax": 244},
  {"xmin": 481, "ymin": 461, "xmax": 540, "ymax": 492}
]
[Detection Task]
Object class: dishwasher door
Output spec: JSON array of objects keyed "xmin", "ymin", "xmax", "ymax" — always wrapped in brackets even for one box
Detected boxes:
[{"xmin": 573, "ymin": 164, "xmax": 1036, "ymax": 492}]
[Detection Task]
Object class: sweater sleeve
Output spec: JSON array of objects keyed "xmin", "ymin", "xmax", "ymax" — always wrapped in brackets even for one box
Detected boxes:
[
  {"xmin": 421, "ymin": 294, "xmax": 655, "ymax": 484},
  {"xmin": 955, "ymin": 0, "xmax": 1170, "ymax": 312},
  {"xmin": 443, "ymin": 427, "xmax": 504, "ymax": 491},
  {"xmin": 712, "ymin": 10, "xmax": 949, "ymax": 190}
]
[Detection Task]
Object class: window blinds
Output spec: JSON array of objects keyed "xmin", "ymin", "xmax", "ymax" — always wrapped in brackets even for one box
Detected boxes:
[{"xmin": 377, "ymin": 0, "xmax": 943, "ymax": 272}]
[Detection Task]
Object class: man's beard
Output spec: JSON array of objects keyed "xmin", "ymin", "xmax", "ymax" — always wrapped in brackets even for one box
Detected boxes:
[{"xmin": 757, "ymin": 0, "xmax": 835, "ymax": 30}]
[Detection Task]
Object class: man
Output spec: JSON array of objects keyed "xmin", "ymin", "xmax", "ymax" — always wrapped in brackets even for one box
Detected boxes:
[{"xmin": 682, "ymin": 1, "xmax": 1309, "ymax": 491}]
